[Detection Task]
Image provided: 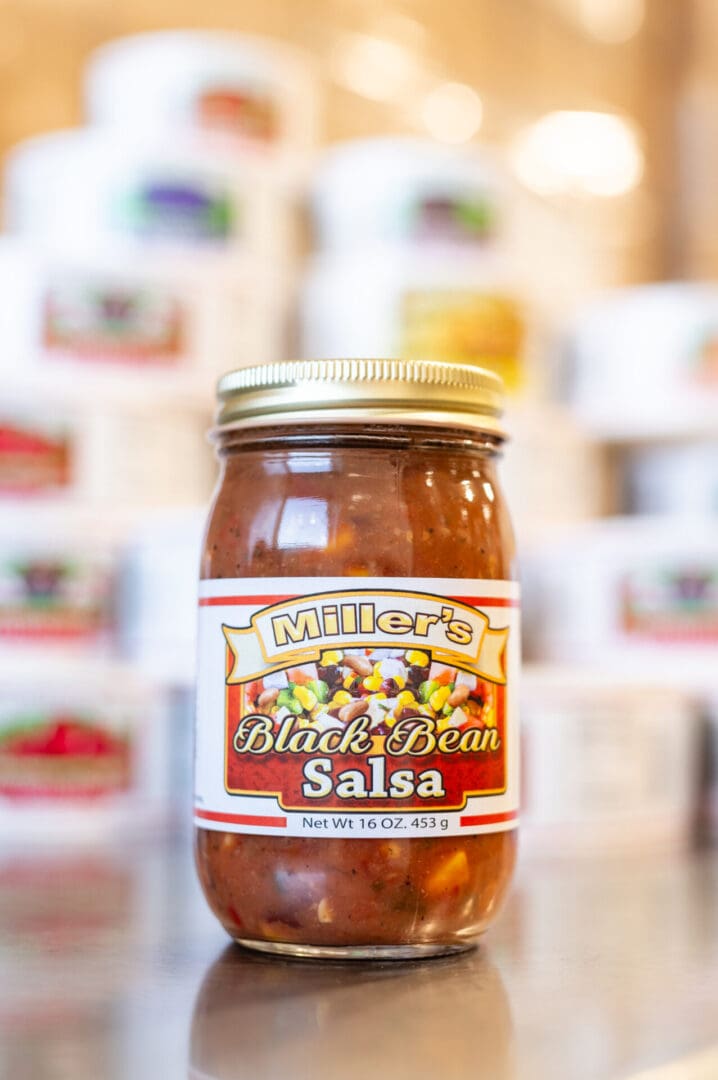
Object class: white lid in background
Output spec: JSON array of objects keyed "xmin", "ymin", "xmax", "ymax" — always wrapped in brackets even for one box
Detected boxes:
[
  {"xmin": 311, "ymin": 137, "xmax": 507, "ymax": 252},
  {"xmin": 84, "ymin": 30, "xmax": 319, "ymax": 152}
]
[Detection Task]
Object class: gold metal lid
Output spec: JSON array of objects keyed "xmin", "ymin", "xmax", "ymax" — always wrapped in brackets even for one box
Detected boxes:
[{"xmin": 215, "ymin": 359, "xmax": 506, "ymax": 437}]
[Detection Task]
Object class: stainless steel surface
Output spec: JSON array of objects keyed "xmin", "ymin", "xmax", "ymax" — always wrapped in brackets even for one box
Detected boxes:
[{"xmin": 1, "ymin": 839, "xmax": 716, "ymax": 1080}]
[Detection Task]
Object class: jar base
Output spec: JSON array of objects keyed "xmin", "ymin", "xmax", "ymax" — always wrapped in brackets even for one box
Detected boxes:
[{"xmin": 233, "ymin": 937, "xmax": 477, "ymax": 961}]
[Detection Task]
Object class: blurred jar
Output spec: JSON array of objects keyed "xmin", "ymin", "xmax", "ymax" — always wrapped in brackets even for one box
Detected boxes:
[
  {"xmin": 85, "ymin": 31, "xmax": 318, "ymax": 159},
  {"xmin": 0, "ymin": 505, "xmax": 125, "ymax": 656},
  {"xmin": 523, "ymin": 518, "xmax": 718, "ymax": 670},
  {"xmin": 568, "ymin": 283, "xmax": 718, "ymax": 435},
  {"xmin": 623, "ymin": 441, "xmax": 718, "ymax": 515},
  {"xmin": 521, "ymin": 671, "xmax": 699, "ymax": 855},
  {"xmin": 0, "ymin": 239, "xmax": 285, "ymax": 384},
  {"xmin": 4, "ymin": 129, "xmax": 296, "ymax": 261},
  {"xmin": 311, "ymin": 138, "xmax": 504, "ymax": 254},
  {"xmin": 0, "ymin": 393, "xmax": 212, "ymax": 505},
  {"xmin": 303, "ymin": 139, "xmax": 549, "ymax": 397},
  {"xmin": 501, "ymin": 404, "xmax": 607, "ymax": 538},
  {"xmin": 0, "ymin": 661, "xmax": 171, "ymax": 845},
  {"xmin": 301, "ymin": 248, "xmax": 534, "ymax": 395},
  {"xmin": 119, "ymin": 509, "xmax": 204, "ymax": 686}
]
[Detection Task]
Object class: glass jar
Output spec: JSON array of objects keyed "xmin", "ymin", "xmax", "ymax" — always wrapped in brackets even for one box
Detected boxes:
[{"xmin": 194, "ymin": 359, "xmax": 519, "ymax": 959}]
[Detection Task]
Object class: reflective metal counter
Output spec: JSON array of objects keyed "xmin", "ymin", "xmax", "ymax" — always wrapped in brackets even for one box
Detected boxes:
[{"xmin": 1, "ymin": 839, "xmax": 716, "ymax": 1079}]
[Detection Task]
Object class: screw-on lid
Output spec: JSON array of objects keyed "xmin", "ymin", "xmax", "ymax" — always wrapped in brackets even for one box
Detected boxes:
[{"xmin": 215, "ymin": 358, "xmax": 506, "ymax": 437}]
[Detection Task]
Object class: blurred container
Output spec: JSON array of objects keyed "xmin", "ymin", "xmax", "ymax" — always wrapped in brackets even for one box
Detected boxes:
[
  {"xmin": 0, "ymin": 661, "xmax": 170, "ymax": 843},
  {"xmin": 85, "ymin": 31, "xmax": 318, "ymax": 156},
  {"xmin": 624, "ymin": 440, "xmax": 718, "ymax": 515},
  {"xmin": 568, "ymin": 283, "xmax": 718, "ymax": 436},
  {"xmin": 120, "ymin": 508, "xmax": 205, "ymax": 686},
  {"xmin": 0, "ymin": 393, "xmax": 212, "ymax": 504},
  {"xmin": 311, "ymin": 137, "xmax": 503, "ymax": 253},
  {"xmin": 521, "ymin": 672, "xmax": 699, "ymax": 855},
  {"xmin": 0, "ymin": 510, "xmax": 120, "ymax": 653},
  {"xmin": 503, "ymin": 405, "xmax": 607, "ymax": 536},
  {"xmin": 301, "ymin": 248, "xmax": 532, "ymax": 394},
  {"xmin": 524, "ymin": 518, "xmax": 718, "ymax": 674},
  {"xmin": 4, "ymin": 129, "xmax": 295, "ymax": 259},
  {"xmin": 700, "ymin": 697, "xmax": 718, "ymax": 843},
  {"xmin": 0, "ymin": 240, "xmax": 283, "ymax": 382}
]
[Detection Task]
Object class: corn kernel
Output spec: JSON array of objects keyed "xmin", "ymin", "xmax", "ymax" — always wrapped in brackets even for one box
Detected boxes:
[
  {"xmin": 425, "ymin": 850, "xmax": 470, "ymax": 897},
  {"xmin": 294, "ymin": 686, "xmax": 318, "ymax": 711},
  {"xmin": 317, "ymin": 898, "xmax": 334, "ymax": 923},
  {"xmin": 363, "ymin": 674, "xmax": 383, "ymax": 692},
  {"xmin": 331, "ymin": 690, "xmax": 352, "ymax": 706},
  {"xmin": 406, "ymin": 650, "xmax": 429, "ymax": 666},
  {"xmin": 320, "ymin": 650, "xmax": 343, "ymax": 665},
  {"xmin": 396, "ymin": 690, "xmax": 416, "ymax": 708},
  {"xmin": 343, "ymin": 674, "xmax": 356, "ymax": 689},
  {"xmin": 429, "ymin": 686, "xmax": 451, "ymax": 711}
]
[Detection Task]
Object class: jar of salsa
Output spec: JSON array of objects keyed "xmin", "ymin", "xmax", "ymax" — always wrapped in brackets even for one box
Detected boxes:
[{"xmin": 195, "ymin": 358, "xmax": 519, "ymax": 959}]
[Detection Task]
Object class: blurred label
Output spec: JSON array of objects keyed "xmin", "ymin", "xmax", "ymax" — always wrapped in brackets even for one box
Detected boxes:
[
  {"xmin": 195, "ymin": 87, "xmax": 279, "ymax": 141},
  {"xmin": 400, "ymin": 290, "xmax": 525, "ymax": 390},
  {"xmin": 117, "ymin": 180, "xmax": 237, "ymax": 242},
  {"xmin": 0, "ymin": 709, "xmax": 132, "ymax": 799},
  {"xmin": 42, "ymin": 278, "xmax": 186, "ymax": 365},
  {"xmin": 621, "ymin": 565, "xmax": 718, "ymax": 641},
  {"xmin": 409, "ymin": 193, "xmax": 497, "ymax": 245},
  {"xmin": 693, "ymin": 328, "xmax": 718, "ymax": 385},
  {"xmin": 0, "ymin": 558, "xmax": 112, "ymax": 641},
  {"xmin": 0, "ymin": 420, "xmax": 71, "ymax": 494}
]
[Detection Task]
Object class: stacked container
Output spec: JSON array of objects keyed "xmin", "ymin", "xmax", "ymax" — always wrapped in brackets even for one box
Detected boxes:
[
  {"xmin": 521, "ymin": 283, "xmax": 717, "ymax": 852},
  {"xmin": 301, "ymin": 136, "xmax": 605, "ymax": 540},
  {"xmin": 0, "ymin": 31, "xmax": 318, "ymax": 843}
]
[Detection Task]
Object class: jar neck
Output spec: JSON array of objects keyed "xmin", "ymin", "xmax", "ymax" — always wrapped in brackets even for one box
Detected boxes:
[{"xmin": 214, "ymin": 422, "xmax": 505, "ymax": 457}]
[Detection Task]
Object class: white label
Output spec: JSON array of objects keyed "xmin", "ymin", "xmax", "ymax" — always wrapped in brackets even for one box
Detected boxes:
[{"xmin": 194, "ymin": 577, "xmax": 520, "ymax": 838}]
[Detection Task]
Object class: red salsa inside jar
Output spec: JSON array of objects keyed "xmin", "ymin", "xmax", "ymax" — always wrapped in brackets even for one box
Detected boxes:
[{"xmin": 195, "ymin": 359, "xmax": 519, "ymax": 959}]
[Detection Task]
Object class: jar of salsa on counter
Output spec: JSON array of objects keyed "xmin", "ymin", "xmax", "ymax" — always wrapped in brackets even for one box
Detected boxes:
[{"xmin": 195, "ymin": 358, "xmax": 519, "ymax": 959}]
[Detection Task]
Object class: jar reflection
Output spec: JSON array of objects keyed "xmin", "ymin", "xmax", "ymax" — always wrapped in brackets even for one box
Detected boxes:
[{"xmin": 190, "ymin": 944, "xmax": 516, "ymax": 1080}]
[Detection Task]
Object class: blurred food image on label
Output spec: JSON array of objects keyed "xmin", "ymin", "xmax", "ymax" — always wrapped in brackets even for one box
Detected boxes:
[
  {"xmin": 693, "ymin": 327, "xmax": 718, "ymax": 385},
  {"xmin": 195, "ymin": 579, "xmax": 519, "ymax": 838},
  {"xmin": 42, "ymin": 277, "xmax": 186, "ymax": 365},
  {"xmin": 621, "ymin": 565, "xmax": 718, "ymax": 641},
  {"xmin": 0, "ymin": 710, "xmax": 132, "ymax": 799},
  {"xmin": 116, "ymin": 179, "xmax": 237, "ymax": 242},
  {"xmin": 409, "ymin": 193, "xmax": 497, "ymax": 245},
  {"xmin": 0, "ymin": 419, "xmax": 71, "ymax": 493},
  {"xmin": 400, "ymin": 291, "xmax": 525, "ymax": 390},
  {"xmin": 195, "ymin": 87, "xmax": 279, "ymax": 141},
  {"xmin": 0, "ymin": 557, "xmax": 112, "ymax": 641}
]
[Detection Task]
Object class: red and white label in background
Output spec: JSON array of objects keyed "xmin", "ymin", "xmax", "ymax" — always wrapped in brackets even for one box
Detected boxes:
[{"xmin": 195, "ymin": 577, "xmax": 520, "ymax": 839}]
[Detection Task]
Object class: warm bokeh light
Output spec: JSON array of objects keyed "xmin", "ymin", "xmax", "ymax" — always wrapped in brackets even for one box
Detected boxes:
[
  {"xmin": 510, "ymin": 110, "xmax": 644, "ymax": 197},
  {"xmin": 420, "ymin": 81, "xmax": 483, "ymax": 144},
  {"xmin": 330, "ymin": 32, "xmax": 421, "ymax": 103},
  {"xmin": 577, "ymin": 0, "xmax": 645, "ymax": 43}
]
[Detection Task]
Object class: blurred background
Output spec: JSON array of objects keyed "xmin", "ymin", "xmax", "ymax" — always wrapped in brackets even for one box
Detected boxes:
[{"xmin": 0, "ymin": 0, "xmax": 716, "ymax": 979}]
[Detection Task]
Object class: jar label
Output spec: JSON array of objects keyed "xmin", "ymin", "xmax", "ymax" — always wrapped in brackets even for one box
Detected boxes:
[
  {"xmin": 195, "ymin": 577, "xmax": 520, "ymax": 838},
  {"xmin": 400, "ymin": 291, "xmax": 525, "ymax": 391},
  {"xmin": 42, "ymin": 276, "xmax": 186, "ymax": 365}
]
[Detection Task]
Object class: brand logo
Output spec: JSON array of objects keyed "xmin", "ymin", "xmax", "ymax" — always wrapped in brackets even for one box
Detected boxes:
[{"xmin": 222, "ymin": 589, "xmax": 509, "ymax": 686}]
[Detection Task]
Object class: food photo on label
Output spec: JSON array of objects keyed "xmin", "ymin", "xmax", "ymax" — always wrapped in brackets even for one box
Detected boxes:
[{"xmin": 194, "ymin": 358, "xmax": 519, "ymax": 959}]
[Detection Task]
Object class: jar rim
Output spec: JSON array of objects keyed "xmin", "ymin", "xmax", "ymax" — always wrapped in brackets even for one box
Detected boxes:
[{"xmin": 215, "ymin": 358, "xmax": 506, "ymax": 437}]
